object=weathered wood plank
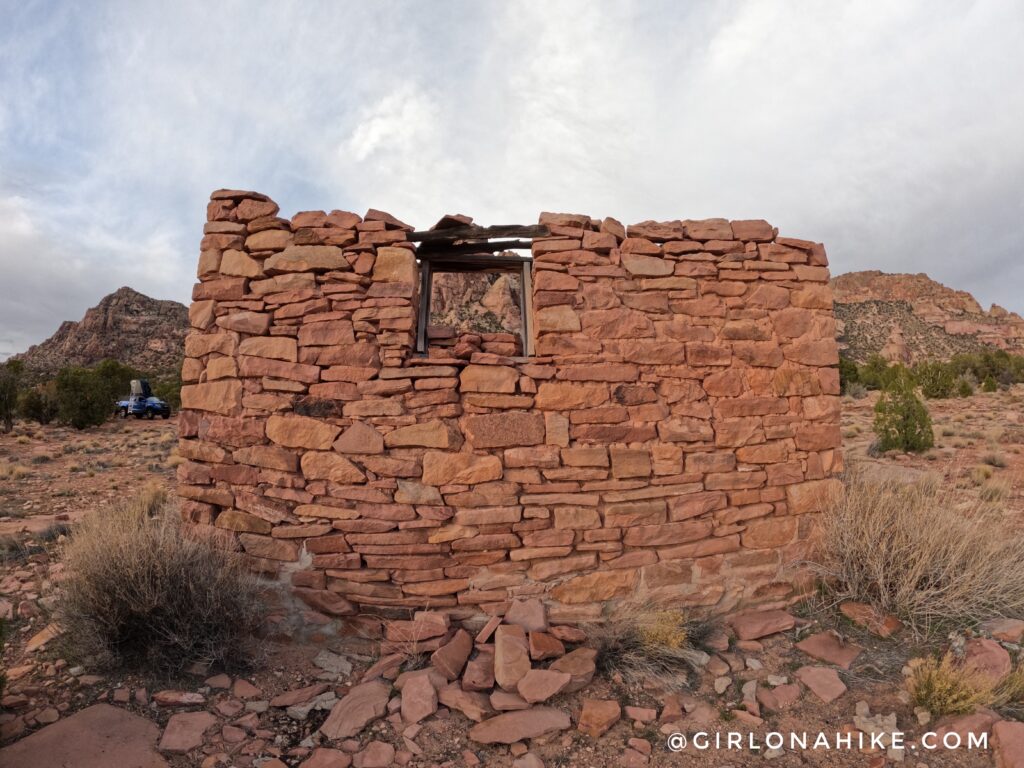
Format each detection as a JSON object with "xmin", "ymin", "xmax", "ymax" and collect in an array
[{"xmin": 408, "ymin": 224, "xmax": 549, "ymax": 243}]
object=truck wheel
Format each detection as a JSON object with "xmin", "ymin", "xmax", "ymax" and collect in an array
[
  {"xmin": 161, "ymin": 413, "xmax": 170, "ymax": 420},
  {"xmin": 147, "ymin": 409, "xmax": 156, "ymax": 420},
  {"xmin": 120, "ymin": 407, "xmax": 128, "ymax": 419}
]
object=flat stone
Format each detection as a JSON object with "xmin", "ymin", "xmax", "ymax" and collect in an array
[
  {"xmin": 401, "ymin": 673, "xmax": 438, "ymax": 724},
  {"xmin": 438, "ymin": 683, "xmax": 493, "ymax": 722},
  {"xmin": 516, "ymin": 670, "xmax": 571, "ymax": 704},
  {"xmin": 964, "ymin": 638, "xmax": 1012, "ymax": 681},
  {"xmin": 153, "ymin": 690, "xmax": 206, "ymax": 707},
  {"xmin": 469, "ymin": 707, "xmax": 571, "ymax": 744},
  {"xmin": 755, "ymin": 683, "xmax": 801, "ymax": 712},
  {"xmin": 320, "ymin": 680, "xmax": 391, "ymax": 739},
  {"xmin": 980, "ymin": 618, "xmax": 1024, "ymax": 644},
  {"xmin": 838, "ymin": 601, "xmax": 903, "ymax": 638},
  {"xmin": 795, "ymin": 632, "xmax": 863, "ymax": 669},
  {"xmin": 270, "ymin": 683, "xmax": 331, "ymax": 708},
  {"xmin": 204, "ymin": 674, "xmax": 231, "ymax": 690},
  {"xmin": 462, "ymin": 653, "xmax": 495, "ymax": 691},
  {"xmin": 795, "ymin": 666, "xmax": 847, "ymax": 703},
  {"xmin": 494, "ymin": 624, "xmax": 532, "ymax": 691},
  {"xmin": 729, "ymin": 610, "xmax": 795, "ymax": 641},
  {"xmin": 431, "ymin": 629, "xmax": 473, "ymax": 680},
  {"xmin": 504, "ymin": 599, "xmax": 548, "ymax": 632},
  {"xmin": 547, "ymin": 648, "xmax": 597, "ymax": 693},
  {"xmin": 993, "ymin": 720, "xmax": 1024, "ymax": 768},
  {"xmin": 548, "ymin": 626, "xmax": 587, "ymax": 644},
  {"xmin": 232, "ymin": 679, "xmax": 262, "ymax": 699},
  {"xmin": 490, "ymin": 690, "xmax": 530, "ymax": 711},
  {"xmin": 0, "ymin": 704, "xmax": 168, "ymax": 767},
  {"xmin": 159, "ymin": 711, "xmax": 218, "ymax": 754},
  {"xmin": 528, "ymin": 632, "xmax": 565, "ymax": 661},
  {"xmin": 300, "ymin": 747, "xmax": 353, "ymax": 768},
  {"xmin": 354, "ymin": 740, "xmax": 395, "ymax": 768},
  {"xmin": 578, "ymin": 699, "xmax": 621, "ymax": 738}
]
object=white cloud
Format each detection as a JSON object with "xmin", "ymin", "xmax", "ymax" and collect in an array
[{"xmin": 2, "ymin": 0, "xmax": 1024, "ymax": 359}]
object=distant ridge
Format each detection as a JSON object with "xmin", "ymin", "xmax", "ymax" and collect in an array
[
  {"xmin": 12, "ymin": 287, "xmax": 187, "ymax": 377},
  {"xmin": 831, "ymin": 271, "xmax": 1024, "ymax": 363}
]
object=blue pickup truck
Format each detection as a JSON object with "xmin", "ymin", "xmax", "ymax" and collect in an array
[{"xmin": 116, "ymin": 379, "xmax": 171, "ymax": 420}]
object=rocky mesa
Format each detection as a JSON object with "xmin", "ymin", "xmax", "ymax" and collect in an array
[
  {"xmin": 831, "ymin": 270, "xmax": 1024, "ymax": 363},
  {"xmin": 12, "ymin": 286, "xmax": 188, "ymax": 377}
]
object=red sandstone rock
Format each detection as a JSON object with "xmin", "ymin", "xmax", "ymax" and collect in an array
[
  {"xmin": 795, "ymin": 632, "xmax": 863, "ymax": 670},
  {"xmin": 516, "ymin": 670, "xmax": 571, "ymax": 704},
  {"xmin": 320, "ymin": 680, "xmax": 391, "ymax": 739},
  {"xmin": 963, "ymin": 638, "xmax": 1012, "ymax": 681},
  {"xmin": 578, "ymin": 699, "xmax": 621, "ymax": 738},
  {"xmin": 729, "ymin": 610, "xmax": 795, "ymax": 641},
  {"xmin": 468, "ymin": 708, "xmax": 571, "ymax": 744},
  {"xmin": 438, "ymin": 683, "xmax": 493, "ymax": 722},
  {"xmin": 993, "ymin": 720, "xmax": 1024, "ymax": 768},
  {"xmin": 795, "ymin": 666, "xmax": 846, "ymax": 703},
  {"xmin": 430, "ymin": 629, "xmax": 473, "ymax": 680},
  {"xmin": 494, "ymin": 624, "xmax": 532, "ymax": 691},
  {"xmin": 400, "ymin": 673, "xmax": 438, "ymax": 724},
  {"xmin": 548, "ymin": 648, "xmax": 597, "ymax": 693},
  {"xmin": 159, "ymin": 711, "xmax": 217, "ymax": 753}
]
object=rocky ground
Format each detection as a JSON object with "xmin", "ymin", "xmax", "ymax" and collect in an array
[{"xmin": 1, "ymin": 388, "xmax": 1023, "ymax": 767}]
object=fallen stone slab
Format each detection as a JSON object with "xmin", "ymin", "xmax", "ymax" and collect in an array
[
  {"xmin": 963, "ymin": 638, "xmax": 1012, "ymax": 681},
  {"xmin": 299, "ymin": 747, "xmax": 352, "ymax": 768},
  {"xmin": 993, "ymin": 720, "xmax": 1024, "ymax": 768},
  {"xmin": 469, "ymin": 707, "xmax": 571, "ymax": 744},
  {"xmin": 547, "ymin": 647, "xmax": 596, "ymax": 693},
  {"xmin": 517, "ymin": 669, "xmax": 571, "ymax": 704},
  {"xmin": 504, "ymin": 598, "xmax": 548, "ymax": 632},
  {"xmin": 153, "ymin": 690, "xmax": 206, "ymax": 707},
  {"xmin": 320, "ymin": 680, "xmax": 391, "ymax": 740},
  {"xmin": 729, "ymin": 610, "xmax": 795, "ymax": 641},
  {"xmin": 980, "ymin": 618, "xmax": 1024, "ymax": 644},
  {"xmin": 270, "ymin": 683, "xmax": 331, "ymax": 708},
  {"xmin": 495, "ymin": 624, "xmax": 532, "ymax": 691},
  {"xmin": 795, "ymin": 631, "xmax": 863, "ymax": 669},
  {"xmin": 431, "ymin": 628, "xmax": 473, "ymax": 680},
  {"xmin": 838, "ymin": 601, "xmax": 903, "ymax": 638},
  {"xmin": 439, "ymin": 683, "xmax": 493, "ymax": 722},
  {"xmin": 159, "ymin": 710, "xmax": 219, "ymax": 754},
  {"xmin": 0, "ymin": 703, "xmax": 168, "ymax": 768},
  {"xmin": 795, "ymin": 666, "xmax": 847, "ymax": 703},
  {"xmin": 401, "ymin": 672, "xmax": 438, "ymax": 724},
  {"xmin": 578, "ymin": 699, "xmax": 621, "ymax": 738}
]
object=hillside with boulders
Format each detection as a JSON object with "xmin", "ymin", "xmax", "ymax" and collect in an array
[
  {"xmin": 831, "ymin": 270, "xmax": 1024, "ymax": 363},
  {"xmin": 11, "ymin": 287, "xmax": 187, "ymax": 377}
]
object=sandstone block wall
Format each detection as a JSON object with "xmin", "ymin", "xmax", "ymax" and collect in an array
[{"xmin": 179, "ymin": 189, "xmax": 842, "ymax": 623}]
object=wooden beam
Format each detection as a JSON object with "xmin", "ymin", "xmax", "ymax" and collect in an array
[
  {"xmin": 408, "ymin": 224, "xmax": 550, "ymax": 243},
  {"xmin": 417, "ymin": 240, "xmax": 535, "ymax": 258}
]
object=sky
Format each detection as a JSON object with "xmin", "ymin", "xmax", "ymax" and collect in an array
[{"xmin": 1, "ymin": 0, "xmax": 1022, "ymax": 359}]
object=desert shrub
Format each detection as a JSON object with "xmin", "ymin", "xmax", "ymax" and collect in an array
[
  {"xmin": 873, "ymin": 372, "xmax": 934, "ymax": 453},
  {"xmin": 914, "ymin": 361, "xmax": 955, "ymax": 399},
  {"xmin": 970, "ymin": 465, "xmax": 994, "ymax": 486},
  {"xmin": 839, "ymin": 355, "xmax": 860, "ymax": 393},
  {"xmin": 844, "ymin": 382, "xmax": 868, "ymax": 400},
  {"xmin": 583, "ymin": 605, "xmax": 708, "ymax": 690},
  {"xmin": 18, "ymin": 383, "xmax": 59, "ymax": 425},
  {"xmin": 957, "ymin": 378, "xmax": 975, "ymax": 398},
  {"xmin": 55, "ymin": 367, "xmax": 112, "ymax": 429},
  {"xmin": 811, "ymin": 467, "xmax": 1024, "ymax": 636},
  {"xmin": 0, "ymin": 360, "xmax": 23, "ymax": 434},
  {"xmin": 982, "ymin": 452, "xmax": 1008, "ymax": 468},
  {"xmin": 982, "ymin": 375, "xmax": 999, "ymax": 393},
  {"xmin": 58, "ymin": 486, "xmax": 264, "ymax": 672},
  {"xmin": 908, "ymin": 654, "xmax": 994, "ymax": 715}
]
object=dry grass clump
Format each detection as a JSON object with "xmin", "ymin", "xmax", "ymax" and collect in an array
[
  {"xmin": 584, "ymin": 605, "xmax": 708, "ymax": 690},
  {"xmin": 811, "ymin": 466, "xmax": 1024, "ymax": 636},
  {"xmin": 980, "ymin": 478, "xmax": 1012, "ymax": 503},
  {"xmin": 909, "ymin": 655, "xmax": 1024, "ymax": 716},
  {"xmin": 58, "ymin": 485, "xmax": 264, "ymax": 672},
  {"xmin": 908, "ymin": 654, "xmax": 994, "ymax": 715},
  {"xmin": 982, "ymin": 452, "xmax": 1008, "ymax": 468}
]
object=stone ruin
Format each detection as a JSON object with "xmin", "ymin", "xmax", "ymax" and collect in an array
[{"xmin": 178, "ymin": 189, "xmax": 843, "ymax": 624}]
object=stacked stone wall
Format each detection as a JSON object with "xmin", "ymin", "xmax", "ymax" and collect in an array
[{"xmin": 179, "ymin": 189, "xmax": 842, "ymax": 623}]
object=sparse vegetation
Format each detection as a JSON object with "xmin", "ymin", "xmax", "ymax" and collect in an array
[
  {"xmin": 0, "ymin": 360, "xmax": 23, "ymax": 434},
  {"xmin": 872, "ymin": 371, "xmax": 934, "ymax": 453},
  {"xmin": 584, "ymin": 605, "xmax": 708, "ymax": 690},
  {"xmin": 812, "ymin": 468, "xmax": 1024, "ymax": 636},
  {"xmin": 58, "ymin": 485, "xmax": 264, "ymax": 672},
  {"xmin": 908, "ymin": 654, "xmax": 994, "ymax": 715}
]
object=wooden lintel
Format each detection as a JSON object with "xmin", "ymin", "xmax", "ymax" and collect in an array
[
  {"xmin": 408, "ymin": 224, "xmax": 550, "ymax": 243},
  {"xmin": 417, "ymin": 240, "xmax": 534, "ymax": 258}
]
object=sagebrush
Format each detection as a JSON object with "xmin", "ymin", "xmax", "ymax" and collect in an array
[
  {"xmin": 810, "ymin": 467, "xmax": 1024, "ymax": 636},
  {"xmin": 58, "ymin": 486, "xmax": 264, "ymax": 671}
]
